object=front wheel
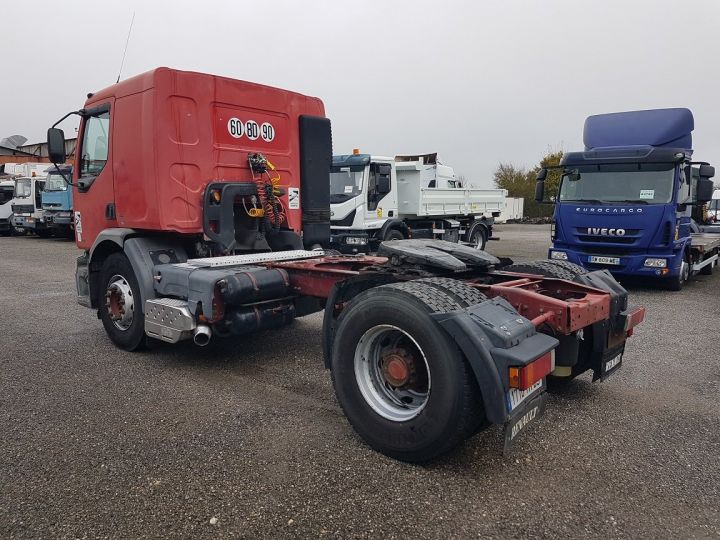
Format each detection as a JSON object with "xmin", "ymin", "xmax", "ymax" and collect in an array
[
  {"xmin": 384, "ymin": 229, "xmax": 404, "ymax": 241},
  {"xmin": 98, "ymin": 252, "xmax": 147, "ymax": 351},
  {"xmin": 666, "ymin": 257, "xmax": 690, "ymax": 291},
  {"xmin": 331, "ymin": 280, "xmax": 485, "ymax": 462}
]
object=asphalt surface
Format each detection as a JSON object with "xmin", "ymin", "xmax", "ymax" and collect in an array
[{"xmin": 1, "ymin": 224, "xmax": 719, "ymax": 539}]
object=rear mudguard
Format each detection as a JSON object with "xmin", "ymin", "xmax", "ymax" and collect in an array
[{"xmin": 431, "ymin": 298, "xmax": 558, "ymax": 425}]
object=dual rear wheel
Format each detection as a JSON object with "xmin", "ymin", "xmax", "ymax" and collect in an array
[{"xmin": 331, "ymin": 278, "xmax": 489, "ymax": 462}]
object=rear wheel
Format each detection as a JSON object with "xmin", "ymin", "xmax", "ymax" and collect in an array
[
  {"xmin": 467, "ymin": 222, "xmax": 488, "ymax": 250},
  {"xmin": 36, "ymin": 228, "xmax": 52, "ymax": 238},
  {"xmin": 699, "ymin": 257, "xmax": 715, "ymax": 276},
  {"xmin": 98, "ymin": 252, "xmax": 147, "ymax": 351},
  {"xmin": 331, "ymin": 280, "xmax": 485, "ymax": 462}
]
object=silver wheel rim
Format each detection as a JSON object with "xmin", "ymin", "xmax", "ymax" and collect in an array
[
  {"xmin": 471, "ymin": 228, "xmax": 484, "ymax": 250},
  {"xmin": 354, "ymin": 324, "xmax": 431, "ymax": 422},
  {"xmin": 105, "ymin": 274, "xmax": 135, "ymax": 331}
]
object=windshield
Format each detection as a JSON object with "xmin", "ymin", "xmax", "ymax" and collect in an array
[
  {"xmin": 0, "ymin": 185, "xmax": 13, "ymax": 204},
  {"xmin": 330, "ymin": 165, "xmax": 364, "ymax": 203},
  {"xmin": 558, "ymin": 163, "xmax": 675, "ymax": 204},
  {"xmin": 15, "ymin": 178, "xmax": 31, "ymax": 198},
  {"xmin": 45, "ymin": 173, "xmax": 69, "ymax": 191}
]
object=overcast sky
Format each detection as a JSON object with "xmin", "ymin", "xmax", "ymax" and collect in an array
[{"xmin": 2, "ymin": 0, "xmax": 719, "ymax": 187}]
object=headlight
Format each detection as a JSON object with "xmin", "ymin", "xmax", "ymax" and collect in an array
[
  {"xmin": 644, "ymin": 258, "xmax": 667, "ymax": 268},
  {"xmin": 550, "ymin": 250, "xmax": 568, "ymax": 260},
  {"xmin": 345, "ymin": 236, "xmax": 368, "ymax": 245}
]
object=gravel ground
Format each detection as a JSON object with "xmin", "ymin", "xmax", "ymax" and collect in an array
[{"xmin": 1, "ymin": 225, "xmax": 719, "ymax": 539}]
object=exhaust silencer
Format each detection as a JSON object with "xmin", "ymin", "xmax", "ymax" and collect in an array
[{"xmin": 193, "ymin": 325, "xmax": 212, "ymax": 347}]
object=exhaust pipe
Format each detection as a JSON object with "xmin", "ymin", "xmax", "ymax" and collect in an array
[{"xmin": 193, "ymin": 325, "xmax": 212, "ymax": 347}]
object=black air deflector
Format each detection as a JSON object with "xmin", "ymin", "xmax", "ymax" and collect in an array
[{"xmin": 299, "ymin": 115, "xmax": 332, "ymax": 248}]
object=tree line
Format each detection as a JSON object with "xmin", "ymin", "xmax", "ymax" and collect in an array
[{"xmin": 493, "ymin": 150, "xmax": 563, "ymax": 218}]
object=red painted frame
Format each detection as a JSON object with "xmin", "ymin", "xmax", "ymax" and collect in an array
[{"xmin": 264, "ymin": 256, "xmax": 644, "ymax": 336}]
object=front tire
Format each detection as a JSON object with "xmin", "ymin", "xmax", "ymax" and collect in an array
[
  {"xmin": 331, "ymin": 280, "xmax": 485, "ymax": 462},
  {"xmin": 98, "ymin": 252, "xmax": 147, "ymax": 351},
  {"xmin": 666, "ymin": 256, "xmax": 689, "ymax": 291},
  {"xmin": 384, "ymin": 229, "xmax": 404, "ymax": 241}
]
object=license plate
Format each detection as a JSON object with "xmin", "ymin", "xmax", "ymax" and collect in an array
[
  {"xmin": 503, "ymin": 392, "xmax": 547, "ymax": 453},
  {"xmin": 601, "ymin": 354, "xmax": 622, "ymax": 378},
  {"xmin": 588, "ymin": 255, "xmax": 620, "ymax": 265},
  {"xmin": 506, "ymin": 379, "xmax": 544, "ymax": 413}
]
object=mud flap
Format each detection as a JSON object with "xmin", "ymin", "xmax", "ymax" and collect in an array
[
  {"xmin": 431, "ymin": 298, "xmax": 558, "ymax": 426},
  {"xmin": 504, "ymin": 391, "xmax": 548, "ymax": 454}
]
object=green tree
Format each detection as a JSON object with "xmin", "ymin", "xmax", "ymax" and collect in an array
[{"xmin": 493, "ymin": 150, "xmax": 564, "ymax": 218}]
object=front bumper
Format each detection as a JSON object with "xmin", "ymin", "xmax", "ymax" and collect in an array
[
  {"xmin": 45, "ymin": 212, "xmax": 73, "ymax": 226},
  {"xmin": 329, "ymin": 232, "xmax": 371, "ymax": 254},
  {"xmin": 549, "ymin": 245, "xmax": 684, "ymax": 278}
]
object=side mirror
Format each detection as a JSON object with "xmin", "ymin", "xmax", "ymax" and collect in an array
[
  {"xmin": 534, "ymin": 169, "xmax": 547, "ymax": 202},
  {"xmin": 47, "ymin": 128, "xmax": 66, "ymax": 164},
  {"xmin": 699, "ymin": 164, "xmax": 715, "ymax": 179},
  {"xmin": 377, "ymin": 174, "xmax": 391, "ymax": 194},
  {"xmin": 696, "ymin": 178, "xmax": 715, "ymax": 203}
]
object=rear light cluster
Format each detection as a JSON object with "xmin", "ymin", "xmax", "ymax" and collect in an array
[
  {"xmin": 624, "ymin": 306, "xmax": 646, "ymax": 337},
  {"xmin": 509, "ymin": 351, "xmax": 555, "ymax": 390}
]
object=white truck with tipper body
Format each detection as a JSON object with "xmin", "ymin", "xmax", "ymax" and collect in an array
[{"xmin": 329, "ymin": 152, "xmax": 506, "ymax": 253}]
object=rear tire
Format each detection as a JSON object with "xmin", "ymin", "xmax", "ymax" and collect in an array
[
  {"xmin": 699, "ymin": 258, "xmax": 715, "ymax": 276},
  {"xmin": 98, "ymin": 252, "xmax": 147, "ymax": 351},
  {"xmin": 467, "ymin": 222, "xmax": 488, "ymax": 250},
  {"xmin": 505, "ymin": 260, "xmax": 588, "ymax": 280},
  {"xmin": 331, "ymin": 280, "xmax": 485, "ymax": 462}
]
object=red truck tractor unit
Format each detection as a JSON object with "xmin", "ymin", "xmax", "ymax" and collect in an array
[{"xmin": 47, "ymin": 68, "xmax": 645, "ymax": 462}]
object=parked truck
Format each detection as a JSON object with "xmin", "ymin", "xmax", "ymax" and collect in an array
[
  {"xmin": 536, "ymin": 108, "xmax": 719, "ymax": 290},
  {"xmin": 41, "ymin": 166, "xmax": 74, "ymax": 236},
  {"xmin": 0, "ymin": 179, "xmax": 16, "ymax": 235},
  {"xmin": 11, "ymin": 175, "xmax": 50, "ymax": 237},
  {"xmin": 46, "ymin": 67, "xmax": 644, "ymax": 462},
  {"xmin": 330, "ymin": 152, "xmax": 505, "ymax": 253},
  {"xmin": 708, "ymin": 188, "xmax": 720, "ymax": 222}
]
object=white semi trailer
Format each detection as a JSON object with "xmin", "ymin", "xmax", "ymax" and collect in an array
[{"xmin": 329, "ymin": 152, "xmax": 506, "ymax": 253}]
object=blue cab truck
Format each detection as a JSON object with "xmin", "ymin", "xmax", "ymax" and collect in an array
[
  {"xmin": 41, "ymin": 166, "xmax": 74, "ymax": 237},
  {"xmin": 535, "ymin": 108, "xmax": 719, "ymax": 291}
]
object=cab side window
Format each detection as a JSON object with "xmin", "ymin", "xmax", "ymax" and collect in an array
[
  {"xmin": 80, "ymin": 111, "xmax": 110, "ymax": 177},
  {"xmin": 367, "ymin": 163, "xmax": 391, "ymax": 211},
  {"xmin": 367, "ymin": 169, "xmax": 379, "ymax": 211}
]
